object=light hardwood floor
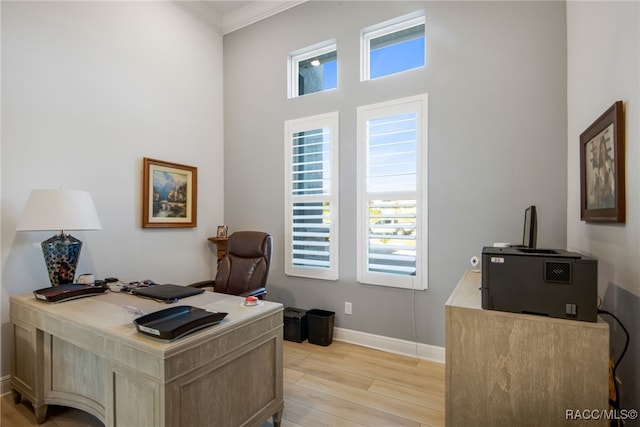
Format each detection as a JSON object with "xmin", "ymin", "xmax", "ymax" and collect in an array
[{"xmin": 1, "ymin": 340, "xmax": 445, "ymax": 427}]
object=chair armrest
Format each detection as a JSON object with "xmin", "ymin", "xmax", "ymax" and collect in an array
[
  {"xmin": 239, "ymin": 287, "xmax": 267, "ymax": 299},
  {"xmin": 188, "ymin": 280, "xmax": 215, "ymax": 289}
]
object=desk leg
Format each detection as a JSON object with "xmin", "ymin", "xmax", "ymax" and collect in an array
[
  {"xmin": 9, "ymin": 386, "xmax": 47, "ymax": 424},
  {"xmin": 34, "ymin": 404, "xmax": 48, "ymax": 424},
  {"xmin": 273, "ymin": 409, "xmax": 283, "ymax": 427}
]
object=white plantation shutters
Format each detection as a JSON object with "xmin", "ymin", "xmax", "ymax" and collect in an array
[
  {"xmin": 357, "ymin": 94, "xmax": 428, "ymax": 289},
  {"xmin": 284, "ymin": 113, "xmax": 339, "ymax": 280}
]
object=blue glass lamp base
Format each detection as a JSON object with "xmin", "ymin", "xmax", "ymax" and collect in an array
[{"xmin": 41, "ymin": 234, "xmax": 82, "ymax": 286}]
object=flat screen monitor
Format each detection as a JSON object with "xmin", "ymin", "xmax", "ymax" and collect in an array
[{"xmin": 522, "ymin": 205, "xmax": 537, "ymax": 249}]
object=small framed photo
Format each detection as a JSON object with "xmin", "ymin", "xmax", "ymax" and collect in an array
[
  {"xmin": 580, "ymin": 101, "xmax": 625, "ymax": 223},
  {"xmin": 142, "ymin": 157, "xmax": 197, "ymax": 228},
  {"xmin": 216, "ymin": 225, "xmax": 228, "ymax": 238}
]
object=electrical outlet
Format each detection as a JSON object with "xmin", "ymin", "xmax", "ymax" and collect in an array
[{"xmin": 345, "ymin": 301, "xmax": 352, "ymax": 315}]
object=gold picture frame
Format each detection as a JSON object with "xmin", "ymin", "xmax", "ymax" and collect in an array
[{"xmin": 142, "ymin": 157, "xmax": 197, "ymax": 228}]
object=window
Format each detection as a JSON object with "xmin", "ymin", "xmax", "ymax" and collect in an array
[
  {"xmin": 284, "ymin": 112, "xmax": 339, "ymax": 280},
  {"xmin": 356, "ymin": 94, "xmax": 428, "ymax": 289},
  {"xmin": 289, "ymin": 40, "xmax": 337, "ymax": 98},
  {"xmin": 361, "ymin": 12, "xmax": 425, "ymax": 81}
]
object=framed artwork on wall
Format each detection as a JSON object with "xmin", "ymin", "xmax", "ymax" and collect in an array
[
  {"xmin": 142, "ymin": 157, "xmax": 198, "ymax": 228},
  {"xmin": 580, "ymin": 101, "xmax": 625, "ymax": 223}
]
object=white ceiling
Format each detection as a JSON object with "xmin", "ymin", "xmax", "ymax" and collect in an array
[
  {"xmin": 203, "ymin": 1, "xmax": 253, "ymax": 17},
  {"xmin": 180, "ymin": 1, "xmax": 305, "ymax": 34}
]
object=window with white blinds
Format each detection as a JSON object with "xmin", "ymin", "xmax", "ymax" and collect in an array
[
  {"xmin": 284, "ymin": 112, "xmax": 339, "ymax": 280},
  {"xmin": 357, "ymin": 94, "xmax": 427, "ymax": 289}
]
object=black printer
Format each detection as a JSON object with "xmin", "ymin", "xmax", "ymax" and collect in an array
[{"xmin": 481, "ymin": 246, "xmax": 598, "ymax": 322}]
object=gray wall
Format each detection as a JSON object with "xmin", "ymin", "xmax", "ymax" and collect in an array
[
  {"xmin": 223, "ymin": 1, "xmax": 568, "ymax": 347},
  {"xmin": 566, "ymin": 1, "xmax": 640, "ymax": 418}
]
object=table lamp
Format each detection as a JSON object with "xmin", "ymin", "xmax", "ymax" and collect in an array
[{"xmin": 17, "ymin": 189, "xmax": 102, "ymax": 286}]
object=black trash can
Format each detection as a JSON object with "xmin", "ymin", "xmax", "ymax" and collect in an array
[
  {"xmin": 283, "ymin": 307, "xmax": 308, "ymax": 343},
  {"xmin": 306, "ymin": 309, "xmax": 335, "ymax": 346}
]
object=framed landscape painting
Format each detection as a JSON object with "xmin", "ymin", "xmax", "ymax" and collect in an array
[{"xmin": 142, "ymin": 157, "xmax": 197, "ymax": 228}]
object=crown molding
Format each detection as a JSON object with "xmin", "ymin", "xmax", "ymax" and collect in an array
[{"xmin": 223, "ymin": 1, "xmax": 306, "ymax": 35}]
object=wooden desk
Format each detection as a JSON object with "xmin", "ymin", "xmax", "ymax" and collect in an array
[
  {"xmin": 445, "ymin": 270, "xmax": 609, "ymax": 427},
  {"xmin": 10, "ymin": 290, "xmax": 283, "ymax": 426}
]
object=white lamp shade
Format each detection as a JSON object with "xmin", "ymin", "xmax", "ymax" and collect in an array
[{"xmin": 17, "ymin": 189, "xmax": 102, "ymax": 232}]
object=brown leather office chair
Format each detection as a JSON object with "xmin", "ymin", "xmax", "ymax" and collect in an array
[{"xmin": 190, "ymin": 231, "xmax": 272, "ymax": 299}]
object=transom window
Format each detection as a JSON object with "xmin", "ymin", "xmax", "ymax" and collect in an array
[
  {"xmin": 361, "ymin": 12, "xmax": 426, "ymax": 81},
  {"xmin": 289, "ymin": 40, "xmax": 337, "ymax": 98}
]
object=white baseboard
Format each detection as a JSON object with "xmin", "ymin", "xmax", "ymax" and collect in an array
[{"xmin": 334, "ymin": 327, "xmax": 445, "ymax": 364}]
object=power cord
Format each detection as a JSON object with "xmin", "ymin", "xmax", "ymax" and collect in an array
[
  {"xmin": 597, "ymin": 308, "xmax": 630, "ymax": 426},
  {"xmin": 411, "ymin": 284, "xmax": 418, "ymax": 358}
]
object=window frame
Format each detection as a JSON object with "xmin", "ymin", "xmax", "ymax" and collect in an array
[
  {"xmin": 360, "ymin": 11, "xmax": 426, "ymax": 82},
  {"xmin": 356, "ymin": 94, "xmax": 428, "ymax": 290},
  {"xmin": 288, "ymin": 39, "xmax": 338, "ymax": 99},
  {"xmin": 284, "ymin": 112, "xmax": 340, "ymax": 280}
]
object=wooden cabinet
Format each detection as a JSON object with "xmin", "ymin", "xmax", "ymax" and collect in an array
[
  {"xmin": 10, "ymin": 291, "xmax": 283, "ymax": 426},
  {"xmin": 445, "ymin": 270, "xmax": 609, "ymax": 427}
]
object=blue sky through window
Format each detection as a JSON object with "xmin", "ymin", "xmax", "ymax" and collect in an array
[
  {"xmin": 371, "ymin": 37, "xmax": 425, "ymax": 79},
  {"xmin": 323, "ymin": 61, "xmax": 337, "ymax": 90}
]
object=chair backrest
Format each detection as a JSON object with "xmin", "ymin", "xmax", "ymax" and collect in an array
[{"xmin": 214, "ymin": 231, "xmax": 272, "ymax": 296}]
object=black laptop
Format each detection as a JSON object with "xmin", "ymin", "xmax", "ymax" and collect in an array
[{"xmin": 132, "ymin": 284, "xmax": 204, "ymax": 303}]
